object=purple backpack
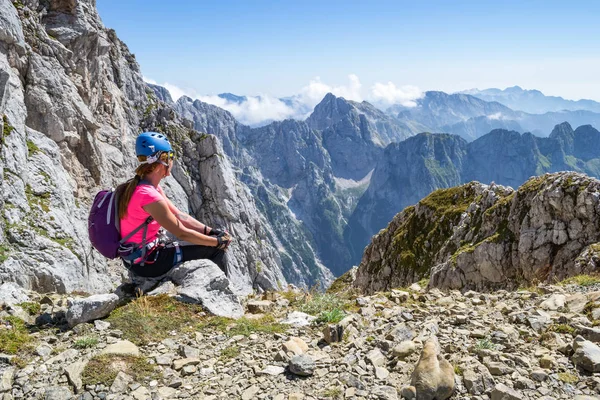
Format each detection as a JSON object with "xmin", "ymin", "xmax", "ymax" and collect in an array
[{"xmin": 88, "ymin": 189, "xmax": 152, "ymax": 259}]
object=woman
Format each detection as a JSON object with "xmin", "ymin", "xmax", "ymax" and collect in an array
[{"xmin": 116, "ymin": 131, "xmax": 231, "ymax": 278}]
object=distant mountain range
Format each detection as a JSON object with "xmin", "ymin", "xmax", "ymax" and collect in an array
[
  {"xmin": 152, "ymin": 81, "xmax": 600, "ymax": 277},
  {"xmin": 389, "ymin": 90, "xmax": 600, "ymax": 140},
  {"xmin": 201, "ymin": 88, "xmax": 600, "ymax": 141},
  {"xmin": 462, "ymin": 86, "xmax": 600, "ymax": 114}
]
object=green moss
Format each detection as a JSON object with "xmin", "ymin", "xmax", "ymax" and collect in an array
[
  {"xmin": 1, "ymin": 115, "xmax": 14, "ymax": 147},
  {"xmin": 81, "ymin": 354, "xmax": 157, "ymax": 386},
  {"xmin": 17, "ymin": 302, "xmax": 40, "ymax": 316},
  {"xmin": 547, "ymin": 324, "xmax": 576, "ymax": 335},
  {"xmin": 25, "ymin": 184, "xmax": 50, "ymax": 212},
  {"xmin": 520, "ymin": 175, "xmax": 547, "ymax": 194},
  {"xmin": 26, "ymin": 140, "xmax": 39, "ymax": 157},
  {"xmin": 450, "ymin": 242, "xmax": 478, "ymax": 265},
  {"xmin": 485, "ymin": 192, "xmax": 515, "ymax": 216},
  {"xmin": 0, "ymin": 244, "xmax": 10, "ymax": 263}
]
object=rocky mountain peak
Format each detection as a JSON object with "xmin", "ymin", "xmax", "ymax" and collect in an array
[{"xmin": 306, "ymin": 92, "xmax": 353, "ymax": 131}]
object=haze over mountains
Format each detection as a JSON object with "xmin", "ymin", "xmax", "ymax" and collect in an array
[
  {"xmin": 171, "ymin": 84, "xmax": 600, "ymax": 143},
  {"xmin": 150, "ymin": 80, "xmax": 600, "ymax": 279}
]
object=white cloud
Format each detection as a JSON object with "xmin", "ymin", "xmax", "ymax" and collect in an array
[
  {"xmin": 297, "ymin": 74, "xmax": 363, "ymax": 108},
  {"xmin": 197, "ymin": 94, "xmax": 297, "ymax": 126},
  {"xmin": 143, "ymin": 76, "xmax": 196, "ymax": 101},
  {"xmin": 487, "ymin": 112, "xmax": 503, "ymax": 120},
  {"xmin": 370, "ymin": 82, "xmax": 422, "ymax": 107},
  {"xmin": 143, "ymin": 75, "xmax": 423, "ymax": 126}
]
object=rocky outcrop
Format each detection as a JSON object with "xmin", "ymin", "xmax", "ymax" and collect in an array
[{"xmin": 354, "ymin": 172, "xmax": 600, "ymax": 292}]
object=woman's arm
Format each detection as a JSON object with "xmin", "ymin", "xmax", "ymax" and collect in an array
[
  {"xmin": 159, "ymin": 190, "xmax": 214, "ymax": 234},
  {"xmin": 144, "ymin": 200, "xmax": 218, "ymax": 246}
]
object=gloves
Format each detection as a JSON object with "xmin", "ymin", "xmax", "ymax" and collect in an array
[
  {"xmin": 208, "ymin": 228, "xmax": 226, "ymax": 237},
  {"xmin": 216, "ymin": 233, "xmax": 232, "ymax": 250}
]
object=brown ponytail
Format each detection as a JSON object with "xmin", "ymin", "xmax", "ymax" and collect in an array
[{"xmin": 117, "ymin": 158, "xmax": 162, "ymax": 219}]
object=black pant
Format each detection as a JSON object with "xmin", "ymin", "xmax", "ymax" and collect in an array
[{"xmin": 125, "ymin": 242, "xmax": 228, "ymax": 278}]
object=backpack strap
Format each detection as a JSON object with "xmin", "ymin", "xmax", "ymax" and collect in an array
[{"xmin": 117, "ymin": 179, "xmax": 157, "ymax": 266}]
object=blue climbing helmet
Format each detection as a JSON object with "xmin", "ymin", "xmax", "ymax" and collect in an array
[{"xmin": 135, "ymin": 132, "xmax": 172, "ymax": 158}]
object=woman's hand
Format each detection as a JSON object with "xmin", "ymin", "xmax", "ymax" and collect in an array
[{"xmin": 216, "ymin": 233, "xmax": 232, "ymax": 250}]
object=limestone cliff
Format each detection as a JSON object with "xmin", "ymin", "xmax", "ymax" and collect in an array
[{"xmin": 0, "ymin": 0, "xmax": 292, "ymax": 294}]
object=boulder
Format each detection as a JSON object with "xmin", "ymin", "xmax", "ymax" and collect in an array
[
  {"xmin": 410, "ymin": 336, "xmax": 455, "ymax": 400},
  {"xmin": 101, "ymin": 340, "xmax": 139, "ymax": 357},
  {"xmin": 65, "ymin": 294, "xmax": 119, "ymax": 327},
  {"xmin": 289, "ymin": 354, "xmax": 315, "ymax": 376},
  {"xmin": 490, "ymin": 383, "xmax": 521, "ymax": 400},
  {"xmin": 0, "ymin": 283, "xmax": 29, "ymax": 306},
  {"xmin": 64, "ymin": 359, "xmax": 88, "ymax": 394},
  {"xmin": 246, "ymin": 300, "xmax": 273, "ymax": 314},
  {"xmin": 322, "ymin": 324, "xmax": 344, "ymax": 344},
  {"xmin": 166, "ymin": 260, "xmax": 244, "ymax": 319},
  {"xmin": 0, "ymin": 367, "xmax": 15, "ymax": 393},
  {"xmin": 572, "ymin": 335, "xmax": 600, "ymax": 372},
  {"xmin": 280, "ymin": 311, "xmax": 317, "ymax": 327}
]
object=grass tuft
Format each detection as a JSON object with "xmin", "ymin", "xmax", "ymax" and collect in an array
[
  {"xmin": 315, "ymin": 308, "xmax": 346, "ymax": 325},
  {"xmin": 73, "ymin": 337, "xmax": 99, "ymax": 349},
  {"xmin": 0, "ymin": 316, "xmax": 32, "ymax": 355},
  {"xmin": 453, "ymin": 364, "xmax": 463, "ymax": 376},
  {"xmin": 560, "ymin": 274, "xmax": 600, "ymax": 287},
  {"xmin": 17, "ymin": 302, "xmax": 41, "ymax": 315},
  {"xmin": 26, "ymin": 140, "xmax": 39, "ymax": 157},
  {"xmin": 547, "ymin": 324, "xmax": 576, "ymax": 335},
  {"xmin": 81, "ymin": 354, "xmax": 157, "ymax": 386},
  {"xmin": 219, "ymin": 345, "xmax": 240, "ymax": 361},
  {"xmin": 106, "ymin": 294, "xmax": 204, "ymax": 345},
  {"xmin": 322, "ymin": 387, "xmax": 343, "ymax": 398},
  {"xmin": 475, "ymin": 337, "xmax": 497, "ymax": 351},
  {"xmin": 298, "ymin": 293, "xmax": 349, "ymax": 316}
]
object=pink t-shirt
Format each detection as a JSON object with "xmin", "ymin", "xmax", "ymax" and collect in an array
[{"xmin": 120, "ymin": 184, "xmax": 164, "ymax": 244}]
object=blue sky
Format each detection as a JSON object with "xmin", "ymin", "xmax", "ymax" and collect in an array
[{"xmin": 97, "ymin": 0, "xmax": 600, "ymax": 104}]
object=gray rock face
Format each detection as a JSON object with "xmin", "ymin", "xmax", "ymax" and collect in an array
[
  {"xmin": 159, "ymin": 259, "xmax": 245, "ymax": 319},
  {"xmin": 307, "ymin": 93, "xmax": 412, "ymax": 180},
  {"xmin": 65, "ymin": 293, "xmax": 119, "ymax": 327},
  {"xmin": 0, "ymin": 0, "xmax": 294, "ymax": 295},
  {"xmin": 0, "ymin": 282, "xmax": 29, "ymax": 305}
]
